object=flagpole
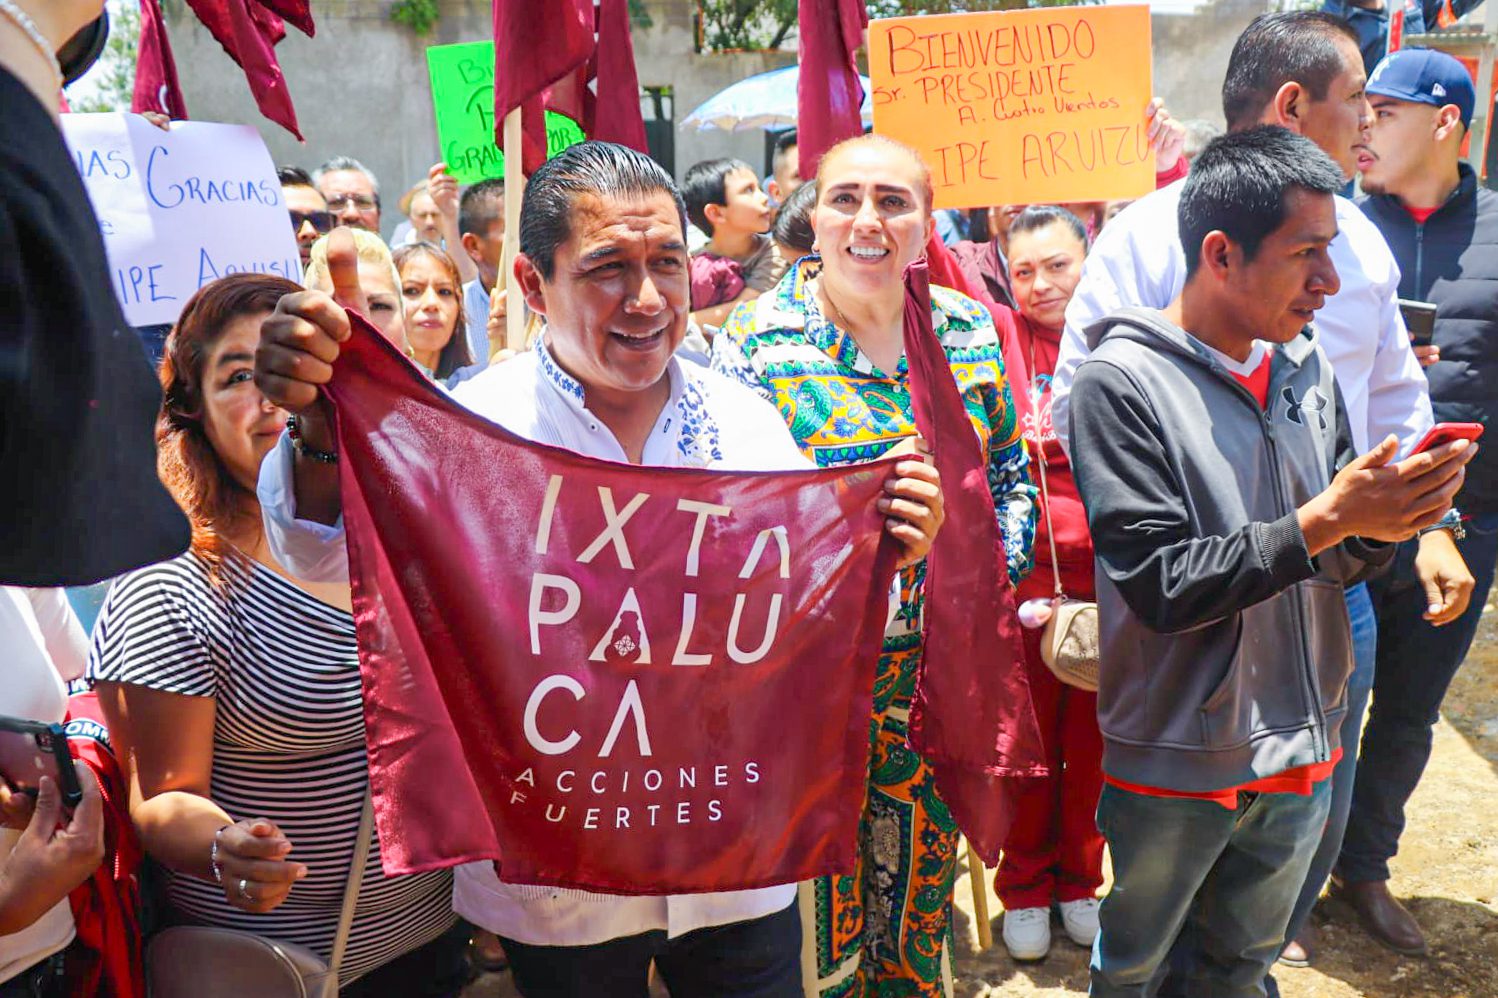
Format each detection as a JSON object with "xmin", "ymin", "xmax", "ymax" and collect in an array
[{"xmin": 502, "ymin": 106, "xmax": 525, "ymax": 353}]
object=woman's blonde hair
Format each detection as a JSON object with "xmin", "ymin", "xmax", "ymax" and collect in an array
[
  {"xmin": 813, "ymin": 133, "xmax": 934, "ymax": 214},
  {"xmin": 303, "ymin": 227, "xmax": 401, "ymax": 293}
]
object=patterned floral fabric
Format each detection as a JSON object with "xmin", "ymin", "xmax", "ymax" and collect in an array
[{"xmin": 711, "ymin": 258, "xmax": 1036, "ymax": 998}]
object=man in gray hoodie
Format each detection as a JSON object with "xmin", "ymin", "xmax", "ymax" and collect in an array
[{"xmin": 1070, "ymin": 127, "xmax": 1473, "ymax": 997}]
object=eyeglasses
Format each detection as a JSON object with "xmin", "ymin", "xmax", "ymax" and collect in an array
[
  {"xmin": 290, "ymin": 209, "xmax": 334, "ymax": 234},
  {"xmin": 325, "ymin": 194, "xmax": 379, "ymax": 212}
]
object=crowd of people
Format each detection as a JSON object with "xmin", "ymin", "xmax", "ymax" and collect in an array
[{"xmin": 3, "ymin": 0, "xmax": 1496, "ymax": 996}]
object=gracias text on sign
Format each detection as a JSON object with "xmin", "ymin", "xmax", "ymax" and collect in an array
[
  {"xmin": 425, "ymin": 40, "xmax": 586, "ymax": 185},
  {"xmin": 868, "ymin": 5, "xmax": 1155, "ymax": 207},
  {"xmin": 61, "ymin": 114, "xmax": 301, "ymax": 327}
]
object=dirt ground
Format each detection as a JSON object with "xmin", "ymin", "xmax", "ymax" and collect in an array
[{"xmin": 469, "ymin": 611, "xmax": 1498, "ymax": 998}]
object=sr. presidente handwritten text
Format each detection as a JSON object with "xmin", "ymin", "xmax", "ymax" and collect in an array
[{"xmin": 875, "ymin": 16, "xmax": 1148, "ymax": 185}]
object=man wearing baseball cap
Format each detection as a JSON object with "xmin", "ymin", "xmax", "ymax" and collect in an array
[{"xmin": 1335, "ymin": 46, "xmax": 1497, "ymax": 957}]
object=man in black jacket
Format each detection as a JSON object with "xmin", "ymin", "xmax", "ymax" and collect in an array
[{"xmin": 1335, "ymin": 47, "xmax": 1498, "ymax": 956}]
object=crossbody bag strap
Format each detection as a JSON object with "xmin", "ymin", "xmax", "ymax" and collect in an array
[
  {"xmin": 328, "ymin": 788, "xmax": 375, "ymax": 978},
  {"xmin": 1028, "ymin": 336, "xmax": 1065, "ymax": 599}
]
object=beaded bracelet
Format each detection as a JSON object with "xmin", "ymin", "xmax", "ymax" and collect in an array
[
  {"xmin": 210, "ymin": 826, "xmax": 227, "ymax": 884},
  {"xmin": 287, "ymin": 415, "xmax": 338, "ymax": 464}
]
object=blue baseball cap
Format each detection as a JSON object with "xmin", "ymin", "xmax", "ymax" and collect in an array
[{"xmin": 1367, "ymin": 48, "xmax": 1476, "ymax": 129}]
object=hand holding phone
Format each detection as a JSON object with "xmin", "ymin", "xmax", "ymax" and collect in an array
[
  {"xmin": 1400, "ymin": 298, "xmax": 1438, "ymax": 347},
  {"xmin": 0, "ymin": 715, "xmax": 83, "ymax": 810}
]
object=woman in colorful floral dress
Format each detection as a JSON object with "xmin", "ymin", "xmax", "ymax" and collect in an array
[{"xmin": 710, "ymin": 134, "xmax": 1036, "ymax": 998}]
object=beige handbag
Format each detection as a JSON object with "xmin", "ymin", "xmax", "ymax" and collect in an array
[
  {"xmin": 1031, "ymin": 340, "xmax": 1101, "ymax": 692},
  {"xmin": 146, "ymin": 791, "xmax": 375, "ymax": 998}
]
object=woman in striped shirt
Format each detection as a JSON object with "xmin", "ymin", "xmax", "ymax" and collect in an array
[{"xmin": 88, "ymin": 274, "xmax": 466, "ymax": 993}]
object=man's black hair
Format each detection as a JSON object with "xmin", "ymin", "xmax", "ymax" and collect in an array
[
  {"xmin": 1178, "ymin": 126, "xmax": 1344, "ymax": 281},
  {"xmin": 520, "ymin": 141, "xmax": 687, "ymax": 282},
  {"xmin": 773, "ymin": 129, "xmax": 798, "ymax": 158},
  {"xmin": 459, "ymin": 178, "xmax": 505, "ymax": 237},
  {"xmin": 1008, "ymin": 204, "xmax": 1089, "ymax": 250},
  {"xmin": 1222, "ymin": 11, "xmax": 1360, "ymax": 131},
  {"xmin": 278, "ymin": 165, "xmax": 315, "ymax": 188},
  {"xmin": 771, "ymin": 180, "xmax": 818, "ymax": 259},
  {"xmin": 681, "ymin": 158, "xmax": 753, "ymax": 237}
]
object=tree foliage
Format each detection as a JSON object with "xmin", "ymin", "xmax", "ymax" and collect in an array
[
  {"xmin": 699, "ymin": 0, "xmax": 1100, "ymax": 53},
  {"xmin": 68, "ymin": 1, "xmax": 139, "ymax": 113}
]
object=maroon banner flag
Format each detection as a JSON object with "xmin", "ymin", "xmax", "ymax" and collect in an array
[
  {"xmin": 182, "ymin": 0, "xmax": 302, "ymax": 139},
  {"xmin": 795, "ymin": 0, "xmax": 868, "ymax": 177},
  {"xmin": 588, "ymin": 0, "xmax": 649, "ymax": 153},
  {"xmin": 902, "ymin": 261, "xmax": 1047, "ymax": 864},
  {"xmin": 327, "ymin": 316, "xmax": 900, "ymax": 892},
  {"xmin": 494, "ymin": 0, "xmax": 595, "ymax": 174},
  {"xmin": 132, "ymin": 0, "xmax": 189, "ymax": 119}
]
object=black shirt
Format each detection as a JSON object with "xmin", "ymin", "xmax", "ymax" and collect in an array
[{"xmin": 0, "ymin": 68, "xmax": 188, "ymax": 584}]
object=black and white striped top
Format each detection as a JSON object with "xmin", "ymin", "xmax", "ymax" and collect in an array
[{"xmin": 87, "ymin": 552, "xmax": 456, "ymax": 984}]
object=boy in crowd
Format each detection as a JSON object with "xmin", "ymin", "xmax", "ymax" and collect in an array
[
  {"xmin": 1336, "ymin": 47, "xmax": 1498, "ymax": 956},
  {"xmin": 1069, "ymin": 127, "xmax": 1472, "ymax": 996},
  {"xmin": 682, "ymin": 158, "xmax": 782, "ymax": 329},
  {"xmin": 458, "ymin": 178, "xmax": 506, "ymax": 366}
]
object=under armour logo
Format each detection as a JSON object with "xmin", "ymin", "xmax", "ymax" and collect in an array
[{"xmin": 1282, "ymin": 386, "xmax": 1330, "ymax": 431}]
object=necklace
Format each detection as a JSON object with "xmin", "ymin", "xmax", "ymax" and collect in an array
[{"xmin": 0, "ymin": 0, "xmax": 62, "ymax": 92}]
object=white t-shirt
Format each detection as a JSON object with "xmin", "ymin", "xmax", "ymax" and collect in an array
[{"xmin": 0, "ymin": 587, "xmax": 87, "ymax": 983}]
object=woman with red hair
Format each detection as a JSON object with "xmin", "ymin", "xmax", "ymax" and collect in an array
[{"xmin": 89, "ymin": 274, "xmax": 467, "ymax": 995}]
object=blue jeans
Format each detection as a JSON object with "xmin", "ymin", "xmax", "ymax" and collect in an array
[
  {"xmin": 1278, "ymin": 583, "xmax": 1378, "ymax": 947},
  {"xmin": 1337, "ymin": 512, "xmax": 1498, "ymax": 883},
  {"xmin": 1090, "ymin": 781, "xmax": 1333, "ymax": 998}
]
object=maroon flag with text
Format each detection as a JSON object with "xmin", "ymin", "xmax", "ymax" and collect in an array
[
  {"xmin": 902, "ymin": 261, "xmax": 1047, "ymax": 864},
  {"xmin": 132, "ymin": 0, "xmax": 189, "ymax": 119},
  {"xmin": 328, "ymin": 315, "xmax": 900, "ymax": 891}
]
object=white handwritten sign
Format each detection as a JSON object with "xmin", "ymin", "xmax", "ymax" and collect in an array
[{"xmin": 60, "ymin": 114, "xmax": 301, "ymax": 326}]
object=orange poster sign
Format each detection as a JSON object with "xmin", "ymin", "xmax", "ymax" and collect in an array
[{"xmin": 868, "ymin": 6, "xmax": 1156, "ymax": 208}]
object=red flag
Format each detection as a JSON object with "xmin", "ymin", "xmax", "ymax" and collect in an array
[
  {"xmin": 588, "ymin": 0, "xmax": 648, "ymax": 152},
  {"xmin": 256, "ymin": 0, "xmax": 315, "ymax": 37},
  {"xmin": 900, "ymin": 260, "xmax": 1048, "ymax": 864},
  {"xmin": 795, "ymin": 0, "xmax": 868, "ymax": 177},
  {"xmin": 183, "ymin": 0, "xmax": 301, "ymax": 139},
  {"xmin": 327, "ymin": 314, "xmax": 901, "ymax": 890},
  {"xmin": 132, "ymin": 0, "xmax": 189, "ymax": 119},
  {"xmin": 226, "ymin": 0, "xmax": 302, "ymax": 139},
  {"xmin": 493, "ymin": 0, "xmax": 595, "ymax": 174}
]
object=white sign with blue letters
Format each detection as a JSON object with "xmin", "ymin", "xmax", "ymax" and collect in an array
[{"xmin": 60, "ymin": 113, "xmax": 301, "ymax": 326}]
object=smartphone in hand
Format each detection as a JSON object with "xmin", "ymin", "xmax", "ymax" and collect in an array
[
  {"xmin": 1399, "ymin": 299, "xmax": 1438, "ymax": 347},
  {"xmin": 0, "ymin": 715, "xmax": 83, "ymax": 808}
]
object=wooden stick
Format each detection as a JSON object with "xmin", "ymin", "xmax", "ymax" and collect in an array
[
  {"xmin": 966, "ymin": 839, "xmax": 993, "ymax": 951},
  {"xmin": 502, "ymin": 106, "xmax": 525, "ymax": 353}
]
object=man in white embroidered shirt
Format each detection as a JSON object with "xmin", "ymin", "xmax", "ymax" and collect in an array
[
  {"xmin": 252, "ymin": 142, "xmax": 945, "ymax": 997},
  {"xmin": 1045, "ymin": 10, "xmax": 1474, "ymax": 985}
]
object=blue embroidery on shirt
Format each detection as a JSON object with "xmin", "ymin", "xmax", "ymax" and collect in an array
[
  {"xmin": 676, "ymin": 377, "xmax": 723, "ymax": 467},
  {"xmin": 534, "ymin": 337, "xmax": 585, "ymax": 405}
]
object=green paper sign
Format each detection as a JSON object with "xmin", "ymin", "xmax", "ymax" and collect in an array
[{"xmin": 426, "ymin": 41, "xmax": 586, "ymax": 184}]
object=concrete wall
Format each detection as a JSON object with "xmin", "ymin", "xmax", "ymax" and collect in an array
[{"xmin": 165, "ymin": 0, "xmax": 1266, "ymax": 240}]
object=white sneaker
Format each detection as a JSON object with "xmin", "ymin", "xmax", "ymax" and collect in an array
[
  {"xmin": 1059, "ymin": 897, "xmax": 1101, "ymax": 947},
  {"xmin": 1002, "ymin": 906, "xmax": 1052, "ymax": 961}
]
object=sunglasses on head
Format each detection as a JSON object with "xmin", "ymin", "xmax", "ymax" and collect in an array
[{"xmin": 291, "ymin": 209, "xmax": 335, "ymax": 234}]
